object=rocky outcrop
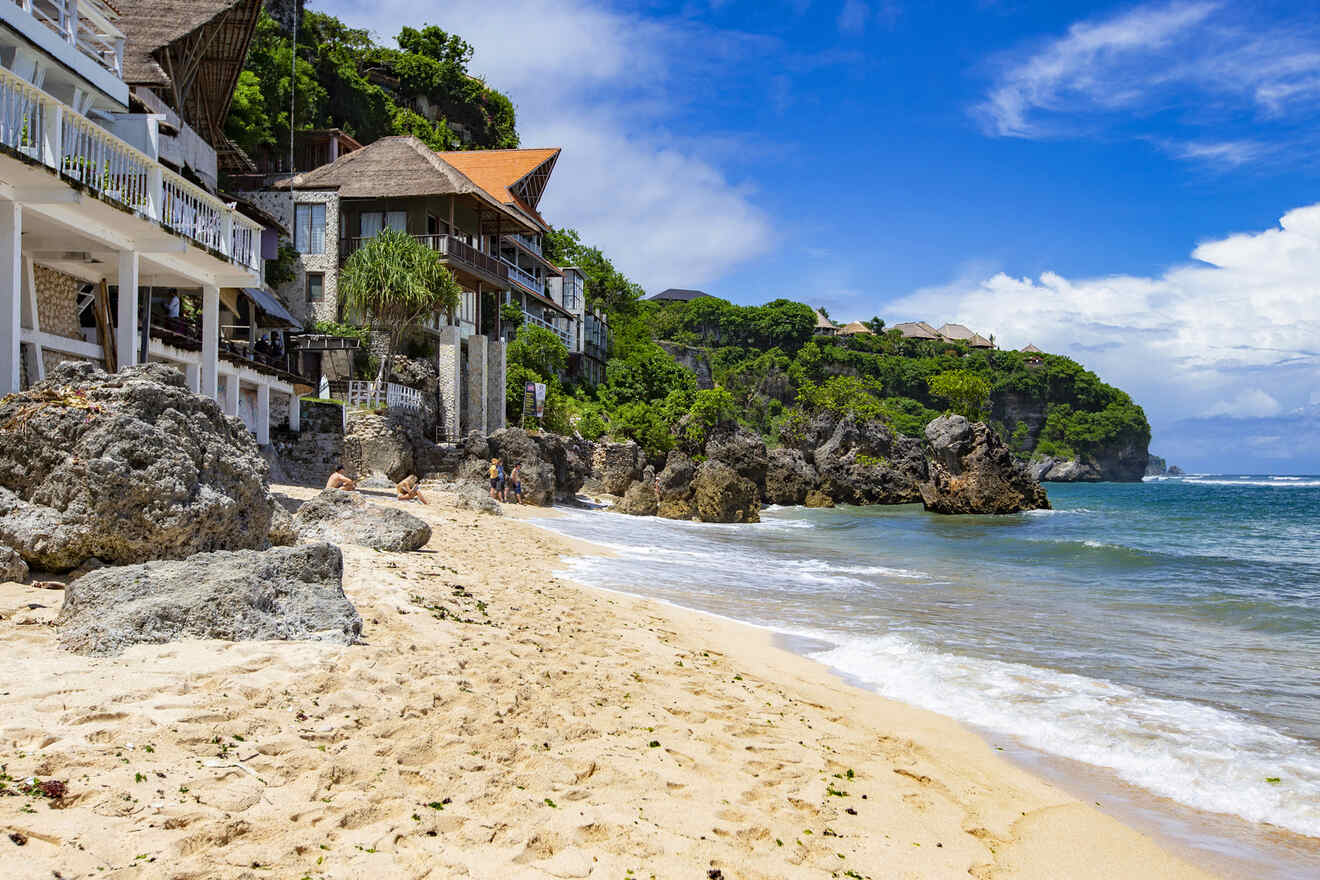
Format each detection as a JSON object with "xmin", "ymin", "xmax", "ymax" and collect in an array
[
  {"xmin": 813, "ymin": 416, "xmax": 927, "ymax": 504},
  {"xmin": 920, "ymin": 416, "xmax": 1049, "ymax": 514},
  {"xmin": 1144, "ymin": 454, "xmax": 1168, "ymax": 477},
  {"xmin": 483, "ymin": 428, "xmax": 591, "ymax": 505},
  {"xmin": 692, "ymin": 460, "xmax": 760, "ymax": 523},
  {"xmin": 590, "ymin": 441, "xmax": 646, "ymax": 496},
  {"xmin": 0, "ymin": 363, "xmax": 271, "ymax": 571},
  {"xmin": 764, "ymin": 448, "xmax": 817, "ymax": 506},
  {"xmin": 656, "ymin": 451, "xmax": 698, "ymax": 520},
  {"xmin": 0, "ymin": 545, "xmax": 27, "ymax": 583},
  {"xmin": 57, "ymin": 543, "xmax": 362, "ymax": 656},
  {"xmin": 804, "ymin": 490, "xmax": 834, "ymax": 508},
  {"xmin": 292, "ymin": 489, "xmax": 432, "ymax": 551},
  {"xmin": 615, "ymin": 480, "xmax": 659, "ymax": 517},
  {"xmin": 1028, "ymin": 457, "xmax": 1099, "ymax": 482},
  {"xmin": 657, "ymin": 342, "xmax": 714, "ymax": 390},
  {"xmin": 703, "ymin": 424, "xmax": 769, "ymax": 488},
  {"xmin": 267, "ymin": 501, "xmax": 298, "ymax": 546},
  {"xmin": 453, "ymin": 484, "xmax": 502, "ymax": 515},
  {"xmin": 343, "ymin": 410, "xmax": 419, "ymax": 484}
]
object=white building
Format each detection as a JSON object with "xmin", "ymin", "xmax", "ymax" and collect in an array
[{"xmin": 0, "ymin": 0, "xmax": 305, "ymax": 442}]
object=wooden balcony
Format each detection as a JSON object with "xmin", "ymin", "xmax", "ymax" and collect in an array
[{"xmin": 339, "ymin": 233, "xmax": 509, "ymax": 288}]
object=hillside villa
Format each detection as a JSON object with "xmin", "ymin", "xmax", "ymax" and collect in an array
[{"xmin": 0, "ymin": 0, "xmax": 306, "ymax": 444}]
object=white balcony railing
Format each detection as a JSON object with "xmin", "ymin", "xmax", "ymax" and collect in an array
[
  {"xmin": 522, "ymin": 310, "xmax": 570, "ymax": 346},
  {"xmin": 16, "ymin": 0, "xmax": 125, "ymax": 78},
  {"xmin": 503, "ymin": 258, "xmax": 542, "ymax": 296},
  {"xmin": 511, "ymin": 232, "xmax": 541, "ymax": 256},
  {"xmin": 0, "ymin": 64, "xmax": 262, "ymax": 275},
  {"xmin": 345, "ymin": 380, "xmax": 422, "ymax": 413}
]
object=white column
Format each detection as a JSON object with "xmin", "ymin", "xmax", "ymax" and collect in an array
[
  {"xmin": 255, "ymin": 382, "xmax": 270, "ymax": 445},
  {"xmin": 184, "ymin": 361, "xmax": 200, "ymax": 393},
  {"xmin": 116, "ymin": 251, "xmax": 138, "ymax": 369},
  {"xmin": 0, "ymin": 201, "xmax": 19, "ymax": 393},
  {"xmin": 201, "ymin": 284, "xmax": 219, "ymax": 399},
  {"xmin": 288, "ymin": 393, "xmax": 301, "ymax": 432},
  {"xmin": 222, "ymin": 371, "xmax": 239, "ymax": 416}
]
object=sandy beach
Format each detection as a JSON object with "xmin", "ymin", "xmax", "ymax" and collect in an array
[{"xmin": 0, "ymin": 483, "xmax": 1216, "ymax": 879}]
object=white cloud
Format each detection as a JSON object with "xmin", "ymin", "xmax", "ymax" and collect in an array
[
  {"xmin": 318, "ymin": 0, "xmax": 774, "ymax": 291},
  {"xmin": 1206, "ymin": 390, "xmax": 1282, "ymax": 418},
  {"xmin": 887, "ymin": 203, "xmax": 1320, "ymax": 434},
  {"xmin": 975, "ymin": 1, "xmax": 1320, "ymax": 163}
]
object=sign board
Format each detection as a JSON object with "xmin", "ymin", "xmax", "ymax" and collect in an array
[
  {"xmin": 534, "ymin": 383, "xmax": 547, "ymax": 419},
  {"xmin": 522, "ymin": 382, "xmax": 536, "ymax": 430}
]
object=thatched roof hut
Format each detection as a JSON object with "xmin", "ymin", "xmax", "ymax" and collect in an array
[
  {"xmin": 838, "ymin": 320, "xmax": 873, "ymax": 336},
  {"xmin": 892, "ymin": 321, "xmax": 941, "ymax": 340},
  {"xmin": 1022, "ymin": 343, "xmax": 1044, "ymax": 354},
  {"xmin": 813, "ymin": 309, "xmax": 838, "ymax": 335},
  {"xmin": 115, "ymin": 0, "xmax": 263, "ymax": 171},
  {"xmin": 937, "ymin": 323, "xmax": 994, "ymax": 348}
]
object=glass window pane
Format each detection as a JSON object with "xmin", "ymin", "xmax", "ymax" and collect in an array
[
  {"xmin": 386, "ymin": 211, "xmax": 407, "ymax": 232},
  {"xmin": 306, "ymin": 273, "xmax": 323, "ymax": 302},
  {"xmin": 309, "ymin": 204, "xmax": 325, "ymax": 254},
  {"xmin": 294, "ymin": 204, "xmax": 308, "ymax": 252},
  {"xmin": 360, "ymin": 212, "xmax": 383, "ymax": 239}
]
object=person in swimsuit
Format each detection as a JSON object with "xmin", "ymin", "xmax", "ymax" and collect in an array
[
  {"xmin": 396, "ymin": 474, "xmax": 428, "ymax": 504},
  {"xmin": 326, "ymin": 465, "xmax": 357, "ymax": 491},
  {"xmin": 506, "ymin": 463, "xmax": 525, "ymax": 503},
  {"xmin": 489, "ymin": 458, "xmax": 502, "ymax": 501}
]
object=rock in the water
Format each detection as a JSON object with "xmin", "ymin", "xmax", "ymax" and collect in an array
[
  {"xmin": 692, "ymin": 460, "xmax": 760, "ymax": 523},
  {"xmin": 56, "ymin": 543, "xmax": 361, "ymax": 656},
  {"xmin": 655, "ymin": 450, "xmax": 697, "ymax": 520},
  {"xmin": 292, "ymin": 489, "xmax": 432, "ymax": 550},
  {"xmin": 764, "ymin": 448, "xmax": 818, "ymax": 506},
  {"xmin": 0, "ymin": 544, "xmax": 27, "ymax": 583},
  {"xmin": 615, "ymin": 480, "xmax": 659, "ymax": 517},
  {"xmin": 919, "ymin": 415, "xmax": 1050, "ymax": 514},
  {"xmin": 703, "ymin": 424, "xmax": 769, "ymax": 489},
  {"xmin": 1027, "ymin": 456, "xmax": 1100, "ymax": 482},
  {"xmin": 0, "ymin": 363, "xmax": 271, "ymax": 570},
  {"xmin": 591, "ymin": 441, "xmax": 646, "ymax": 496},
  {"xmin": 813, "ymin": 415, "xmax": 927, "ymax": 504},
  {"xmin": 804, "ymin": 490, "xmax": 835, "ymax": 508}
]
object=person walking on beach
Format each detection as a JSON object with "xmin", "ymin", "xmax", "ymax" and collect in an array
[
  {"xmin": 505, "ymin": 463, "xmax": 525, "ymax": 504},
  {"xmin": 326, "ymin": 465, "xmax": 357, "ymax": 491},
  {"xmin": 396, "ymin": 474, "xmax": 428, "ymax": 504},
  {"xmin": 489, "ymin": 458, "xmax": 505, "ymax": 501}
]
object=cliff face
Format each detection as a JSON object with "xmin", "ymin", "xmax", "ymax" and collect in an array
[
  {"xmin": 657, "ymin": 342, "xmax": 714, "ymax": 389},
  {"xmin": 991, "ymin": 390, "xmax": 1149, "ymax": 482}
]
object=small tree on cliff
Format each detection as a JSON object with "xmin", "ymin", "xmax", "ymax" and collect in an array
[
  {"xmin": 338, "ymin": 228, "xmax": 461, "ymax": 385},
  {"xmin": 928, "ymin": 370, "xmax": 991, "ymax": 422}
]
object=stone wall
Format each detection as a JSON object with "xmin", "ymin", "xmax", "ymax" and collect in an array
[
  {"xmin": 34, "ymin": 265, "xmax": 84, "ymax": 340},
  {"xmin": 41, "ymin": 350, "xmax": 102, "ymax": 377},
  {"xmin": 240, "ymin": 189, "xmax": 341, "ymax": 327},
  {"xmin": 436, "ymin": 326, "xmax": 461, "ymax": 440},
  {"xmin": 486, "ymin": 338, "xmax": 506, "ymax": 431},
  {"xmin": 463, "ymin": 334, "xmax": 488, "ymax": 436},
  {"xmin": 270, "ymin": 400, "xmax": 345, "ymax": 486}
]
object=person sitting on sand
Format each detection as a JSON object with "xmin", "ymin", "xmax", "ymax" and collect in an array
[
  {"xmin": 326, "ymin": 465, "xmax": 357, "ymax": 491},
  {"xmin": 396, "ymin": 474, "xmax": 428, "ymax": 504},
  {"xmin": 505, "ymin": 463, "xmax": 525, "ymax": 504}
]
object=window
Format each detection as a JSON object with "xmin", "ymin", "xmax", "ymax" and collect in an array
[
  {"xmin": 294, "ymin": 203, "xmax": 326, "ymax": 254},
  {"xmin": 460, "ymin": 289, "xmax": 477, "ymax": 325},
  {"xmin": 360, "ymin": 210, "xmax": 407, "ymax": 239},
  {"xmin": 306, "ymin": 272, "xmax": 324, "ymax": 303}
]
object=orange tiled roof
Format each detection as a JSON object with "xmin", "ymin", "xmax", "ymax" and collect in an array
[{"xmin": 435, "ymin": 148, "xmax": 560, "ymax": 227}]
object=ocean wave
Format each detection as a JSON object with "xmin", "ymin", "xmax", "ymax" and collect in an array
[
  {"xmin": 809, "ymin": 634, "xmax": 1320, "ymax": 837},
  {"xmin": 1022, "ymin": 507, "xmax": 1095, "ymax": 516}
]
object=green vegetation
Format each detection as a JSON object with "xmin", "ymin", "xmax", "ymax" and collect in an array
[
  {"xmin": 338, "ymin": 228, "xmax": 461, "ymax": 384},
  {"xmin": 928, "ymin": 370, "xmax": 991, "ymax": 421},
  {"xmin": 227, "ymin": 9, "xmax": 518, "ymax": 160}
]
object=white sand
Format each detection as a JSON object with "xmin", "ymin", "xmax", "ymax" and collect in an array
[{"xmin": 0, "ymin": 483, "xmax": 1217, "ymax": 879}]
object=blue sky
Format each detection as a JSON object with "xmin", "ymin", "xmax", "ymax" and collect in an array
[{"xmin": 322, "ymin": 1, "xmax": 1320, "ymax": 472}]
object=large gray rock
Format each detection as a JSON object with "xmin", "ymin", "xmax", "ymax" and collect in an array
[
  {"xmin": 267, "ymin": 501, "xmax": 298, "ymax": 546},
  {"xmin": 454, "ymin": 484, "xmax": 502, "ymax": 515},
  {"xmin": 483, "ymin": 428, "xmax": 592, "ymax": 506},
  {"xmin": 1029, "ymin": 457, "xmax": 1100, "ymax": 482},
  {"xmin": 615, "ymin": 480, "xmax": 659, "ymax": 517},
  {"xmin": 813, "ymin": 415, "xmax": 927, "ymax": 504},
  {"xmin": 0, "ymin": 544, "xmax": 27, "ymax": 583},
  {"xmin": 591, "ymin": 441, "xmax": 646, "ymax": 496},
  {"xmin": 692, "ymin": 460, "xmax": 760, "ymax": 523},
  {"xmin": 343, "ymin": 410, "xmax": 416, "ymax": 484},
  {"xmin": 655, "ymin": 450, "xmax": 697, "ymax": 520},
  {"xmin": 56, "ymin": 543, "xmax": 362, "ymax": 656},
  {"xmin": 0, "ymin": 362, "xmax": 271, "ymax": 571},
  {"xmin": 703, "ymin": 424, "xmax": 769, "ymax": 489},
  {"xmin": 764, "ymin": 448, "xmax": 818, "ymax": 506},
  {"xmin": 919, "ymin": 415, "xmax": 1050, "ymax": 514},
  {"xmin": 292, "ymin": 489, "xmax": 432, "ymax": 550}
]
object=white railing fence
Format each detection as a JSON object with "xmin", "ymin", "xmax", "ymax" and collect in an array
[
  {"xmin": 503, "ymin": 258, "xmax": 541, "ymax": 295},
  {"xmin": 346, "ymin": 380, "xmax": 422, "ymax": 413},
  {"xmin": 522, "ymin": 310, "xmax": 570, "ymax": 346},
  {"xmin": 18, "ymin": 0, "xmax": 125, "ymax": 78},
  {"xmin": 0, "ymin": 63, "xmax": 261, "ymax": 274}
]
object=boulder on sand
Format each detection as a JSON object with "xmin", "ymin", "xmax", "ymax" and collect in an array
[
  {"xmin": 482, "ymin": 428, "xmax": 592, "ymax": 506},
  {"xmin": 0, "ymin": 362, "xmax": 272, "ymax": 570},
  {"xmin": 919, "ymin": 415, "xmax": 1050, "ymax": 514},
  {"xmin": 292, "ymin": 489, "xmax": 432, "ymax": 551},
  {"xmin": 57, "ymin": 543, "xmax": 362, "ymax": 656},
  {"xmin": 0, "ymin": 544, "xmax": 27, "ymax": 583},
  {"xmin": 615, "ymin": 470, "xmax": 659, "ymax": 517},
  {"xmin": 655, "ymin": 450, "xmax": 697, "ymax": 520},
  {"xmin": 590, "ymin": 440, "xmax": 646, "ymax": 496}
]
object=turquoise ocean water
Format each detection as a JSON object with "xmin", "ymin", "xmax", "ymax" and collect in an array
[{"xmin": 531, "ymin": 475, "xmax": 1320, "ymax": 875}]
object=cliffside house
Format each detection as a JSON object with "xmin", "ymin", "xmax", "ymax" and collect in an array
[
  {"xmin": 649, "ymin": 288, "xmax": 710, "ymax": 302},
  {"xmin": 1022, "ymin": 343, "xmax": 1044, "ymax": 366},
  {"xmin": 936, "ymin": 323, "xmax": 994, "ymax": 349},
  {"xmin": 244, "ymin": 138, "xmax": 607, "ymax": 437},
  {"xmin": 892, "ymin": 321, "xmax": 941, "ymax": 340},
  {"xmin": 838, "ymin": 320, "xmax": 872, "ymax": 336},
  {"xmin": 0, "ymin": 0, "xmax": 307, "ymax": 444},
  {"xmin": 813, "ymin": 309, "xmax": 838, "ymax": 335}
]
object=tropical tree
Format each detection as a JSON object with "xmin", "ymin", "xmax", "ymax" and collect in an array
[
  {"xmin": 338, "ymin": 227, "xmax": 461, "ymax": 384},
  {"xmin": 927, "ymin": 370, "xmax": 992, "ymax": 422}
]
